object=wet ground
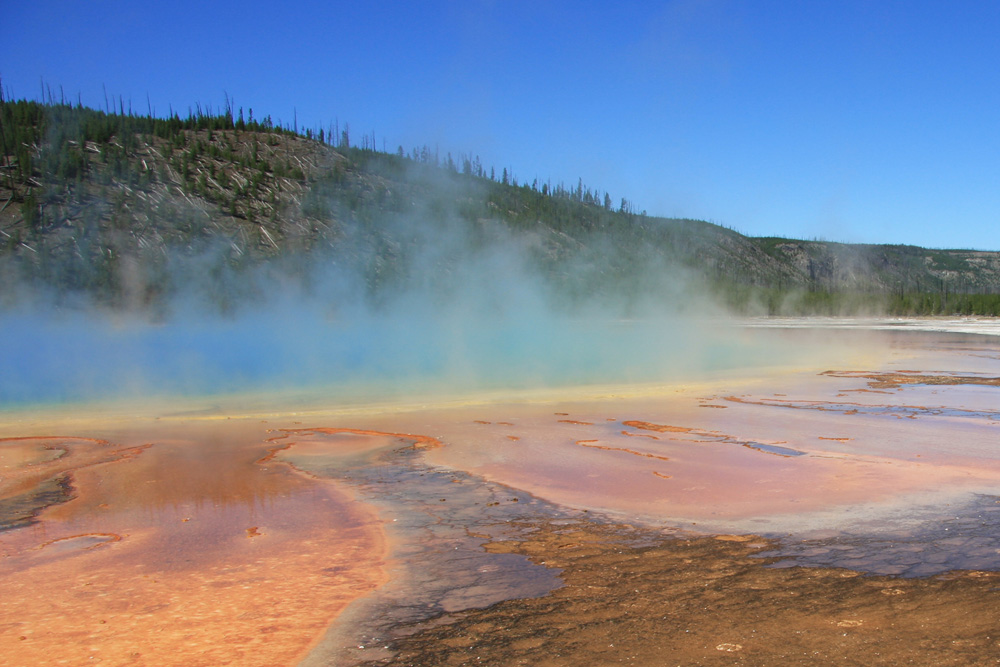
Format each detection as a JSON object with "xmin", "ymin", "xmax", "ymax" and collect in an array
[
  {"xmin": 355, "ymin": 520, "xmax": 1000, "ymax": 666},
  {"xmin": 2, "ymin": 321, "xmax": 1000, "ymax": 665},
  {"xmin": 757, "ymin": 493, "xmax": 1000, "ymax": 577},
  {"xmin": 0, "ymin": 421, "xmax": 390, "ymax": 666}
]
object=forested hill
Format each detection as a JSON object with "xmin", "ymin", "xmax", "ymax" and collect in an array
[{"xmin": 3, "ymin": 96, "xmax": 1000, "ymax": 316}]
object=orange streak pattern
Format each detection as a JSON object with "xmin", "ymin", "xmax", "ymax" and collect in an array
[{"xmin": 575, "ymin": 440, "xmax": 671, "ymax": 462}]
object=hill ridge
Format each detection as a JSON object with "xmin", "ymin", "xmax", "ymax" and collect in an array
[{"xmin": 3, "ymin": 98, "xmax": 1000, "ymax": 316}]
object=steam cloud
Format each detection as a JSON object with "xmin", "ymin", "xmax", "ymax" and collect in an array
[{"xmin": 0, "ymin": 166, "xmax": 793, "ymax": 408}]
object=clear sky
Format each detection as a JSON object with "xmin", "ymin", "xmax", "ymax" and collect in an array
[{"xmin": 5, "ymin": 0, "xmax": 1000, "ymax": 250}]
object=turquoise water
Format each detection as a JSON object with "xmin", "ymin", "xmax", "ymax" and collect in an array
[{"xmin": 0, "ymin": 310, "xmax": 810, "ymax": 406}]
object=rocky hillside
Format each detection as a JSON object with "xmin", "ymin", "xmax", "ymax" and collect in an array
[{"xmin": 3, "ymin": 98, "xmax": 1000, "ymax": 315}]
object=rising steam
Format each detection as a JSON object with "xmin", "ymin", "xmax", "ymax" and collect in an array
[{"xmin": 0, "ymin": 162, "xmax": 799, "ymax": 407}]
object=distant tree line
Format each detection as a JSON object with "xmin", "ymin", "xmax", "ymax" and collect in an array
[{"xmin": 4, "ymin": 88, "xmax": 1000, "ymax": 316}]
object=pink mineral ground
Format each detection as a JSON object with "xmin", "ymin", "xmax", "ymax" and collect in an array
[
  {"xmin": 0, "ymin": 419, "xmax": 388, "ymax": 666},
  {"xmin": 3, "ymin": 323, "xmax": 1000, "ymax": 665}
]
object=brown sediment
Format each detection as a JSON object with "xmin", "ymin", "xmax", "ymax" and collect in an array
[
  {"xmin": 740, "ymin": 443, "xmax": 798, "ymax": 458},
  {"xmin": 506, "ymin": 435, "xmax": 520, "ymax": 441},
  {"xmin": 622, "ymin": 420, "xmax": 693, "ymax": 434},
  {"xmin": 819, "ymin": 437, "xmax": 853, "ymax": 442},
  {"xmin": 714, "ymin": 534, "xmax": 754, "ymax": 542},
  {"xmin": 822, "ymin": 370, "xmax": 1000, "ymax": 390},
  {"xmin": 841, "ymin": 387, "xmax": 897, "ymax": 394},
  {"xmin": 365, "ymin": 520, "xmax": 1000, "ymax": 667},
  {"xmin": 575, "ymin": 440, "xmax": 671, "ymax": 462},
  {"xmin": 35, "ymin": 532, "xmax": 122, "ymax": 552},
  {"xmin": 254, "ymin": 440, "xmax": 294, "ymax": 464},
  {"xmin": 621, "ymin": 430, "xmax": 659, "ymax": 439},
  {"xmin": 623, "ymin": 420, "xmax": 804, "ymax": 460},
  {"xmin": 725, "ymin": 395, "xmax": 877, "ymax": 413},
  {"xmin": 280, "ymin": 426, "xmax": 443, "ymax": 450},
  {"xmin": 726, "ymin": 394, "xmax": 844, "ymax": 410},
  {"xmin": 557, "ymin": 419, "xmax": 594, "ymax": 425},
  {"xmin": 724, "ymin": 394, "xmax": 995, "ymax": 425}
]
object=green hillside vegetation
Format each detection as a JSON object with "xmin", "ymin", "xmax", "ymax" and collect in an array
[{"xmin": 3, "ymin": 94, "xmax": 1000, "ymax": 316}]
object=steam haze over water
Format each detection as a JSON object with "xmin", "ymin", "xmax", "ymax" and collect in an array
[{"xmin": 0, "ymin": 287, "xmax": 787, "ymax": 406}]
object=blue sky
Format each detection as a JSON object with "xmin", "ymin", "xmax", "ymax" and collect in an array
[{"xmin": 5, "ymin": 0, "xmax": 1000, "ymax": 249}]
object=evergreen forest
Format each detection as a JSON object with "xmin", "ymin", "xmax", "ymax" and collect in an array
[{"xmin": 4, "ymin": 93, "xmax": 1000, "ymax": 317}]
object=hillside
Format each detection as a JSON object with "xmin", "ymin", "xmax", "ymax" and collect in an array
[{"xmin": 3, "ymin": 98, "xmax": 1000, "ymax": 316}]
